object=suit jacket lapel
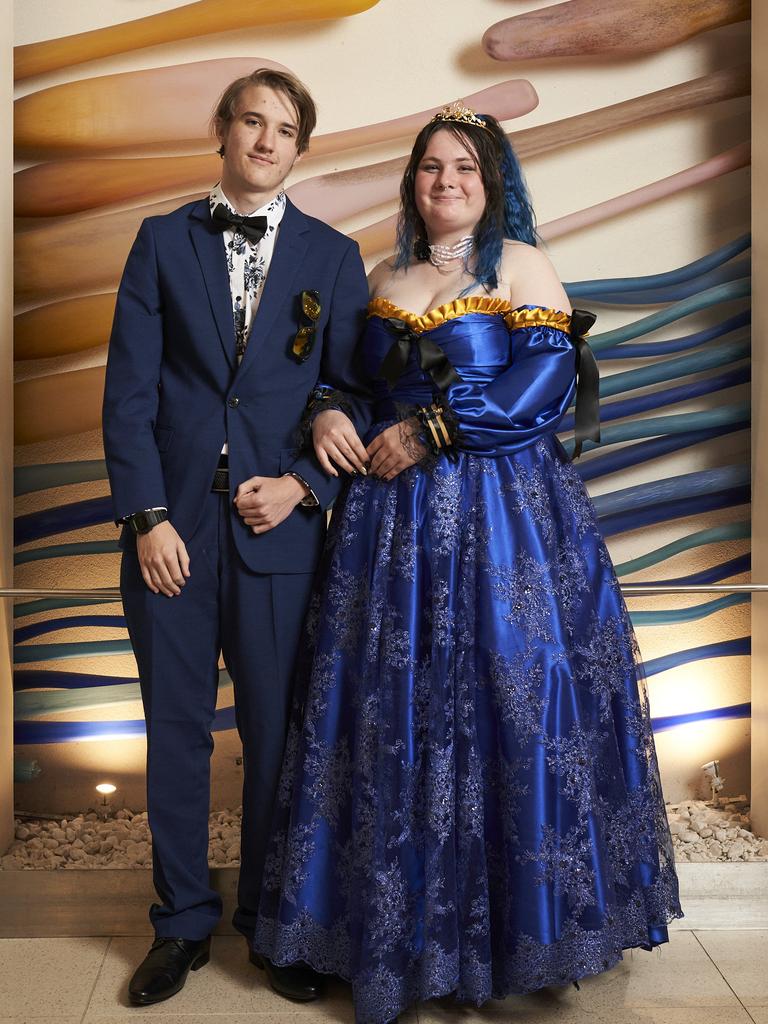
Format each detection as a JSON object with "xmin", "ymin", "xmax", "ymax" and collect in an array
[
  {"xmin": 188, "ymin": 199, "xmax": 235, "ymax": 369},
  {"xmin": 236, "ymin": 198, "xmax": 309, "ymax": 379}
]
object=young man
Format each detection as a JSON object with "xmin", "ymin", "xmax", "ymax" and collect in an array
[{"xmin": 102, "ymin": 69, "xmax": 370, "ymax": 1006}]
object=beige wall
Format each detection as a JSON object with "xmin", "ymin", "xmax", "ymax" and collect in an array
[
  {"xmin": 751, "ymin": 8, "xmax": 767, "ymax": 837},
  {"xmin": 1, "ymin": 0, "xmax": 15, "ymax": 853}
]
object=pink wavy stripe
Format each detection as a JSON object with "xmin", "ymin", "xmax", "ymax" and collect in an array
[
  {"xmin": 540, "ymin": 143, "xmax": 750, "ymax": 240},
  {"xmin": 350, "ymin": 143, "xmax": 750, "ymax": 256},
  {"xmin": 482, "ymin": 0, "xmax": 750, "ymax": 61},
  {"xmin": 309, "ymin": 80, "xmax": 538, "ymax": 156}
]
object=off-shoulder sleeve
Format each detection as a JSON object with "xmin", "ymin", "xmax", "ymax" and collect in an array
[{"xmin": 444, "ymin": 308, "xmax": 581, "ymax": 458}]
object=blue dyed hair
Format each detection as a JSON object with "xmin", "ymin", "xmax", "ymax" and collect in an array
[{"xmin": 394, "ymin": 114, "xmax": 537, "ymax": 290}]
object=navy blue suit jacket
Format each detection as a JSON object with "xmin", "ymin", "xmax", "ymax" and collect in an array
[{"xmin": 102, "ymin": 196, "xmax": 370, "ymax": 573}]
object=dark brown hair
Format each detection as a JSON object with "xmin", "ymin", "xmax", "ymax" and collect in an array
[
  {"xmin": 395, "ymin": 114, "xmax": 536, "ymax": 287},
  {"xmin": 211, "ymin": 68, "xmax": 317, "ymax": 155}
]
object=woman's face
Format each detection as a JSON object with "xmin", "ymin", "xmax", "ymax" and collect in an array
[{"xmin": 414, "ymin": 128, "xmax": 487, "ymax": 239}]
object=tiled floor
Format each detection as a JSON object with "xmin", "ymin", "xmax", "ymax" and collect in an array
[{"xmin": 0, "ymin": 931, "xmax": 766, "ymax": 1024}]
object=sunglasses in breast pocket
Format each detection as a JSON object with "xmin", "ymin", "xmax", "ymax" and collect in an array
[{"xmin": 292, "ymin": 290, "xmax": 321, "ymax": 362}]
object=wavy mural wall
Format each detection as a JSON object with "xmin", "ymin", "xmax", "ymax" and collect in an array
[{"xmin": 12, "ymin": 0, "xmax": 751, "ymax": 811}]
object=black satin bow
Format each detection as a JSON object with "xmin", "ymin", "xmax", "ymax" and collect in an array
[
  {"xmin": 211, "ymin": 203, "xmax": 268, "ymax": 244},
  {"xmin": 379, "ymin": 318, "xmax": 460, "ymax": 393},
  {"xmin": 570, "ymin": 308, "xmax": 600, "ymax": 459}
]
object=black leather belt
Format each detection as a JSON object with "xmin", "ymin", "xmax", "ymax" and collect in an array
[{"xmin": 211, "ymin": 455, "xmax": 229, "ymax": 493}]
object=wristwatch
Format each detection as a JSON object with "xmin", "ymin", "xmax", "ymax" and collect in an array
[{"xmin": 124, "ymin": 508, "xmax": 169, "ymax": 535}]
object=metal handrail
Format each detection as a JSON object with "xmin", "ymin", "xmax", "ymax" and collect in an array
[{"xmin": 0, "ymin": 585, "xmax": 765, "ymax": 598}]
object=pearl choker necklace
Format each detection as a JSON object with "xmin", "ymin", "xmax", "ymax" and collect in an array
[{"xmin": 428, "ymin": 235, "xmax": 474, "ymax": 268}]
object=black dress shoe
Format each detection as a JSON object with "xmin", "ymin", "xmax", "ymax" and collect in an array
[
  {"xmin": 249, "ymin": 950, "xmax": 325, "ymax": 1002},
  {"xmin": 128, "ymin": 936, "xmax": 210, "ymax": 1005}
]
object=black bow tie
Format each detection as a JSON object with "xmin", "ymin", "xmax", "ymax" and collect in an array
[{"xmin": 211, "ymin": 203, "xmax": 268, "ymax": 244}]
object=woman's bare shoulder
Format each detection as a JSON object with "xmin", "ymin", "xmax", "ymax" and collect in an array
[
  {"xmin": 501, "ymin": 241, "xmax": 571, "ymax": 313},
  {"xmin": 366, "ymin": 255, "xmax": 399, "ymax": 297}
]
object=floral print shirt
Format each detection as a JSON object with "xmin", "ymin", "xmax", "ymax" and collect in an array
[{"xmin": 208, "ymin": 182, "xmax": 287, "ymax": 365}]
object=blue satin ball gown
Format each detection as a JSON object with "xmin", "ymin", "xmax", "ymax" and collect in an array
[{"xmin": 254, "ymin": 296, "xmax": 683, "ymax": 1024}]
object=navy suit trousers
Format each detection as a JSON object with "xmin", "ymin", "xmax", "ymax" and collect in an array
[{"xmin": 120, "ymin": 490, "xmax": 314, "ymax": 940}]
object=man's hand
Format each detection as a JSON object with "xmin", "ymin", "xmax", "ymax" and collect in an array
[
  {"xmin": 312, "ymin": 408, "xmax": 369, "ymax": 477},
  {"xmin": 234, "ymin": 475, "xmax": 306, "ymax": 534},
  {"xmin": 136, "ymin": 520, "xmax": 191, "ymax": 597},
  {"xmin": 367, "ymin": 419, "xmax": 426, "ymax": 481}
]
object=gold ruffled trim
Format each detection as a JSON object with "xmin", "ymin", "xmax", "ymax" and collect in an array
[
  {"xmin": 504, "ymin": 306, "xmax": 572, "ymax": 333},
  {"xmin": 367, "ymin": 296, "xmax": 513, "ymax": 334},
  {"xmin": 368, "ymin": 296, "xmax": 573, "ymax": 334}
]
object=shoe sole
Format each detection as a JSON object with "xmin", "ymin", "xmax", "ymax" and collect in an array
[
  {"xmin": 128, "ymin": 951, "xmax": 210, "ymax": 1005},
  {"xmin": 249, "ymin": 951, "xmax": 320, "ymax": 1003}
]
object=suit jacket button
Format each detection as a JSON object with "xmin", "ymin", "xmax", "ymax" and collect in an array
[{"xmin": 228, "ymin": 397, "xmax": 240, "ymax": 408}]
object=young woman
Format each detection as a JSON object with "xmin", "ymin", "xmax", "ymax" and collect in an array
[{"xmin": 254, "ymin": 104, "xmax": 682, "ymax": 1024}]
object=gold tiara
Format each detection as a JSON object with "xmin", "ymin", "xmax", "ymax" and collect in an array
[{"xmin": 429, "ymin": 101, "xmax": 491, "ymax": 133}]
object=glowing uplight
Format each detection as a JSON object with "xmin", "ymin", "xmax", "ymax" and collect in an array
[{"xmin": 95, "ymin": 783, "xmax": 117, "ymax": 795}]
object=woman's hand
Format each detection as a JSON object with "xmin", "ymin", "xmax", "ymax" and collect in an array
[
  {"xmin": 367, "ymin": 419, "xmax": 426, "ymax": 481},
  {"xmin": 312, "ymin": 408, "xmax": 369, "ymax": 477}
]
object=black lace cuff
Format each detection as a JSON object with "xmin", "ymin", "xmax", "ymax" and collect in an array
[
  {"xmin": 297, "ymin": 386, "xmax": 355, "ymax": 449},
  {"xmin": 386, "ymin": 398, "xmax": 458, "ymax": 472}
]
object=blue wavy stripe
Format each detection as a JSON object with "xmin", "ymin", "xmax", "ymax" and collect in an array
[
  {"xmin": 572, "ymin": 263, "xmax": 749, "ymax": 305},
  {"xmin": 14, "ymin": 704, "xmax": 238, "ymax": 745},
  {"xmin": 598, "ymin": 337, "xmax": 749, "ymax": 400},
  {"xmin": 614, "ymin": 521, "xmax": 750, "ymax": 577},
  {"xmin": 15, "ymin": 496, "xmax": 114, "ymax": 546},
  {"xmin": 591, "ymin": 464, "xmax": 749, "ymax": 518},
  {"xmin": 14, "ymin": 540, "xmax": 120, "ymax": 565},
  {"xmin": 599, "ymin": 485, "xmax": 750, "ymax": 536},
  {"xmin": 14, "ymin": 698, "xmax": 752, "ymax": 744},
  {"xmin": 559, "ymin": 364, "xmax": 751, "ymax": 433},
  {"xmin": 14, "ymin": 670, "xmax": 137, "ymax": 691},
  {"xmin": 14, "ymin": 615, "xmax": 127, "ymax": 644},
  {"xmin": 16, "ymin": 682, "xmax": 142, "ymax": 718},
  {"xmin": 14, "ymin": 460, "xmax": 108, "ymax": 496},
  {"xmin": 630, "ymin": 593, "xmax": 750, "ymax": 626},
  {"xmin": 589, "ymin": 280, "xmax": 752, "ymax": 352},
  {"xmin": 576, "ymin": 425, "xmax": 747, "ymax": 482},
  {"xmin": 651, "ymin": 702, "xmax": 751, "ymax": 732},
  {"xmin": 13, "ymin": 666, "xmax": 231, "ymax": 691},
  {"xmin": 14, "ymin": 596, "xmax": 119, "ymax": 618},
  {"xmin": 565, "ymin": 402, "xmax": 750, "ymax": 456},
  {"xmin": 637, "ymin": 553, "xmax": 751, "ymax": 587},
  {"xmin": 597, "ymin": 312, "xmax": 749, "ymax": 361},
  {"xmin": 565, "ymin": 235, "xmax": 751, "ymax": 295},
  {"xmin": 14, "ymin": 638, "xmax": 133, "ymax": 664},
  {"xmin": 643, "ymin": 636, "xmax": 750, "ymax": 677},
  {"xmin": 15, "ymin": 675, "xmax": 235, "ymax": 718}
]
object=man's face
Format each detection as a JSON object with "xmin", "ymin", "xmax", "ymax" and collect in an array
[{"xmin": 217, "ymin": 84, "xmax": 302, "ymax": 207}]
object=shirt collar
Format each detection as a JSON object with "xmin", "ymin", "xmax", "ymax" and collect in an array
[{"xmin": 208, "ymin": 183, "xmax": 287, "ymax": 242}]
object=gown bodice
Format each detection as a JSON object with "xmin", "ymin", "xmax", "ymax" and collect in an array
[
  {"xmin": 364, "ymin": 300, "xmax": 514, "ymax": 410},
  {"xmin": 362, "ymin": 296, "xmax": 583, "ymax": 455}
]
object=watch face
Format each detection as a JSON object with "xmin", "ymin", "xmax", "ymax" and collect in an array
[{"xmin": 134, "ymin": 512, "xmax": 150, "ymax": 533}]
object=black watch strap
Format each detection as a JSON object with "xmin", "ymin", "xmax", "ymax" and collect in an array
[{"xmin": 125, "ymin": 508, "xmax": 168, "ymax": 535}]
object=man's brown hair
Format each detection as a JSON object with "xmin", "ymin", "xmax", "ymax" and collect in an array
[{"xmin": 211, "ymin": 68, "xmax": 317, "ymax": 155}]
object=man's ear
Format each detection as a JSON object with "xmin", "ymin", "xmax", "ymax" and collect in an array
[{"xmin": 214, "ymin": 119, "xmax": 227, "ymax": 155}]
